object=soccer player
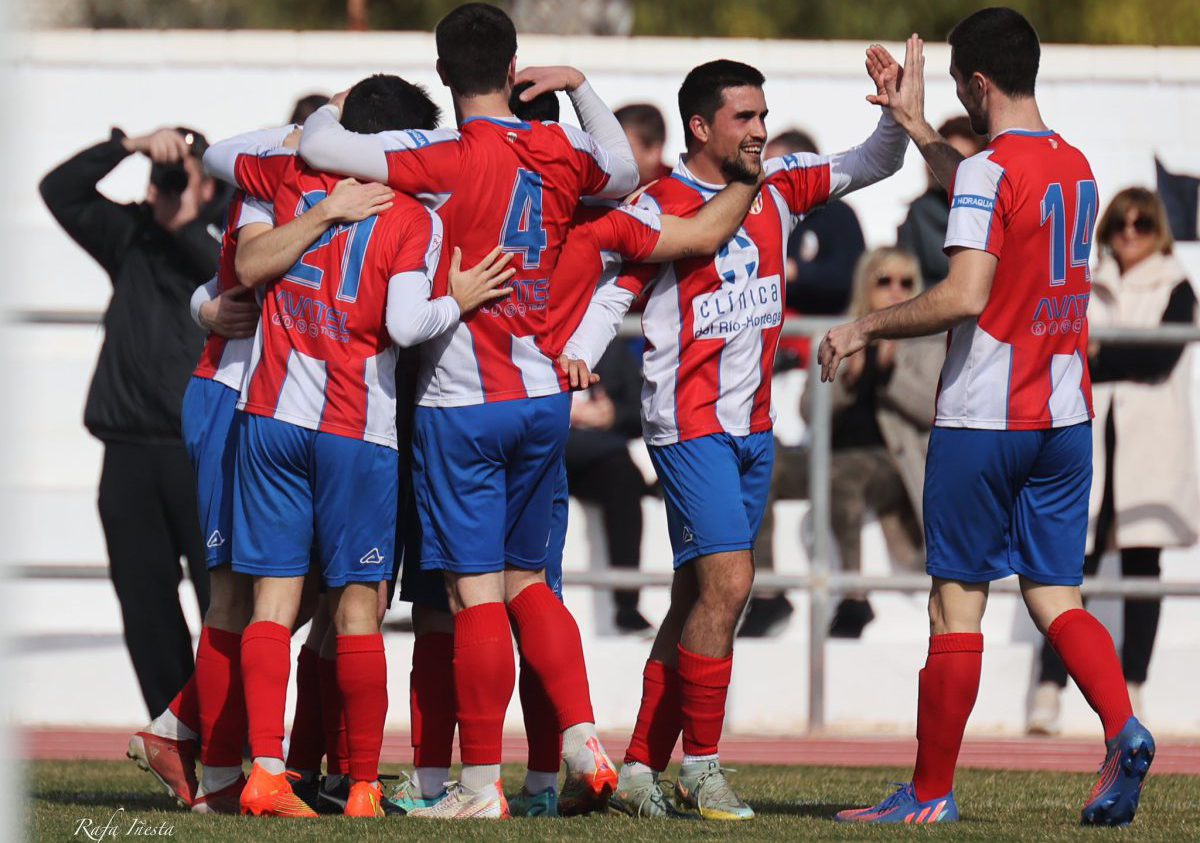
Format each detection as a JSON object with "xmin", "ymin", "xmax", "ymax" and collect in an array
[
  {"xmin": 823, "ymin": 13, "xmax": 1154, "ymax": 828},
  {"xmin": 203, "ymin": 73, "xmax": 513, "ymax": 819},
  {"xmin": 297, "ymin": 3, "xmax": 641, "ymax": 819},
  {"xmin": 561, "ymin": 57, "xmax": 910, "ymax": 820}
]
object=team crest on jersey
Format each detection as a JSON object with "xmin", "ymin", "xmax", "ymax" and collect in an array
[
  {"xmin": 360, "ymin": 548, "xmax": 385, "ymax": 565},
  {"xmin": 507, "ymin": 131, "xmax": 518, "ymax": 143},
  {"xmin": 750, "ymin": 194, "xmax": 764, "ymax": 215},
  {"xmin": 1049, "ymin": 138, "xmax": 1059, "ymax": 149}
]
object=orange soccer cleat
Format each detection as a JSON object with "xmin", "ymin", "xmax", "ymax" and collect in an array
[
  {"xmin": 238, "ymin": 763, "xmax": 318, "ymax": 818},
  {"xmin": 126, "ymin": 731, "xmax": 199, "ymax": 808},
  {"xmin": 344, "ymin": 780, "xmax": 386, "ymax": 818}
]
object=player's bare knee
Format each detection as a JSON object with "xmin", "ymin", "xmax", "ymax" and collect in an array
[
  {"xmin": 503, "ymin": 567, "xmax": 545, "ymax": 603},
  {"xmin": 331, "ymin": 582, "xmax": 382, "ymax": 635}
]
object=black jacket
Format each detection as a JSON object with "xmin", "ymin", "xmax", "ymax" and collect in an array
[
  {"xmin": 39, "ymin": 130, "xmax": 223, "ymax": 444},
  {"xmin": 785, "ymin": 199, "xmax": 866, "ymax": 315},
  {"xmin": 896, "ymin": 188, "xmax": 951, "ymax": 285}
]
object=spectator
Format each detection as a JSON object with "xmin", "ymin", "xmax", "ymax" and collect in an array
[
  {"xmin": 289, "ymin": 93, "xmax": 330, "ymax": 125},
  {"xmin": 567, "ymin": 341, "xmax": 655, "ymax": 634},
  {"xmin": 40, "ymin": 127, "xmax": 225, "ymax": 716},
  {"xmin": 768, "ymin": 129, "xmax": 866, "ymax": 369},
  {"xmin": 1028, "ymin": 188, "xmax": 1199, "ymax": 734},
  {"xmin": 746, "ymin": 248, "xmax": 942, "ymax": 639},
  {"xmin": 895, "ymin": 115, "xmax": 986, "ymax": 285},
  {"xmin": 615, "ymin": 103, "xmax": 672, "ymax": 186}
]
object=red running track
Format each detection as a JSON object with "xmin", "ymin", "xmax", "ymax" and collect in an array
[{"xmin": 20, "ymin": 728, "xmax": 1200, "ymax": 775}]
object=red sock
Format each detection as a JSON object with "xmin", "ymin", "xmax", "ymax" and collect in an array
[
  {"xmin": 454, "ymin": 603, "xmax": 515, "ymax": 766},
  {"xmin": 285, "ymin": 645, "xmax": 324, "ymax": 772},
  {"xmin": 411, "ymin": 632, "xmax": 456, "ymax": 769},
  {"xmin": 624, "ymin": 659, "xmax": 682, "ymax": 770},
  {"xmin": 337, "ymin": 634, "xmax": 388, "ymax": 783},
  {"xmin": 508, "ymin": 584, "xmax": 594, "ymax": 728},
  {"xmin": 195, "ymin": 626, "xmax": 245, "ymax": 767},
  {"xmin": 677, "ymin": 646, "xmax": 732, "ymax": 757},
  {"xmin": 912, "ymin": 633, "xmax": 983, "ymax": 802},
  {"xmin": 318, "ymin": 656, "xmax": 348, "ymax": 776},
  {"xmin": 166, "ymin": 673, "xmax": 200, "ymax": 735},
  {"xmin": 1047, "ymin": 609, "xmax": 1133, "ymax": 741},
  {"xmin": 519, "ymin": 656, "xmax": 562, "ymax": 773},
  {"xmin": 240, "ymin": 621, "xmax": 292, "ymax": 761}
]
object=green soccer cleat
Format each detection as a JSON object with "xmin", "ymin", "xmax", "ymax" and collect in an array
[
  {"xmin": 608, "ymin": 768, "xmax": 689, "ymax": 819},
  {"xmin": 387, "ymin": 772, "xmax": 446, "ymax": 814},
  {"xmin": 675, "ymin": 761, "xmax": 754, "ymax": 821},
  {"xmin": 509, "ymin": 786, "xmax": 559, "ymax": 817}
]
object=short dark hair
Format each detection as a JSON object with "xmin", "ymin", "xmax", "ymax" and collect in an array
[
  {"xmin": 509, "ymin": 82, "xmax": 560, "ymax": 122},
  {"xmin": 289, "ymin": 94, "xmax": 329, "ymax": 125},
  {"xmin": 435, "ymin": 3, "xmax": 517, "ymax": 97},
  {"xmin": 769, "ymin": 128, "xmax": 817, "ymax": 156},
  {"xmin": 615, "ymin": 103, "xmax": 666, "ymax": 148},
  {"xmin": 948, "ymin": 7, "xmax": 1040, "ymax": 97},
  {"xmin": 341, "ymin": 74, "xmax": 441, "ymax": 134},
  {"xmin": 937, "ymin": 115, "xmax": 985, "ymax": 150},
  {"xmin": 678, "ymin": 60, "xmax": 765, "ymax": 150}
]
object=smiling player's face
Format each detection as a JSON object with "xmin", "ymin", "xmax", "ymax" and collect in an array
[{"xmin": 705, "ymin": 85, "xmax": 767, "ymax": 182}]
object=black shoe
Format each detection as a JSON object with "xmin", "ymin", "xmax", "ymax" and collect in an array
[
  {"xmin": 738, "ymin": 594, "xmax": 794, "ymax": 638},
  {"xmin": 318, "ymin": 774, "xmax": 351, "ymax": 813},
  {"xmin": 828, "ymin": 598, "xmax": 875, "ymax": 638},
  {"xmin": 292, "ymin": 772, "xmax": 324, "ymax": 814},
  {"xmin": 615, "ymin": 607, "xmax": 654, "ymax": 635}
]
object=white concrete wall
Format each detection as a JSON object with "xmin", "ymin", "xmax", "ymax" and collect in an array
[{"xmin": 5, "ymin": 31, "xmax": 1200, "ymax": 737}]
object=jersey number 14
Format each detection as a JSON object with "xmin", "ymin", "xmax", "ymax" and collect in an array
[{"xmin": 1040, "ymin": 180, "xmax": 1098, "ymax": 286}]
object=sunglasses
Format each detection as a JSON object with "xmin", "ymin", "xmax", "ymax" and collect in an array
[
  {"xmin": 1107, "ymin": 216, "xmax": 1156, "ymax": 237},
  {"xmin": 875, "ymin": 275, "xmax": 915, "ymax": 290}
]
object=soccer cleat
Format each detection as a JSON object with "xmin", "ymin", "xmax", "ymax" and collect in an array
[
  {"xmin": 238, "ymin": 763, "xmax": 319, "ymax": 818},
  {"xmin": 344, "ymin": 780, "xmax": 386, "ymax": 818},
  {"xmin": 1081, "ymin": 716, "xmax": 1155, "ymax": 827},
  {"xmin": 126, "ymin": 731, "xmax": 199, "ymax": 808},
  {"xmin": 317, "ymin": 774, "xmax": 350, "ymax": 812},
  {"xmin": 675, "ymin": 761, "xmax": 754, "ymax": 821},
  {"xmin": 835, "ymin": 782, "xmax": 958, "ymax": 824},
  {"xmin": 408, "ymin": 780, "xmax": 510, "ymax": 819},
  {"xmin": 608, "ymin": 769, "xmax": 688, "ymax": 819},
  {"xmin": 190, "ymin": 775, "xmax": 247, "ymax": 815},
  {"xmin": 387, "ymin": 772, "xmax": 446, "ymax": 813},
  {"xmin": 509, "ymin": 786, "xmax": 558, "ymax": 818},
  {"xmin": 291, "ymin": 774, "xmax": 330, "ymax": 815},
  {"xmin": 559, "ymin": 737, "xmax": 618, "ymax": 815}
]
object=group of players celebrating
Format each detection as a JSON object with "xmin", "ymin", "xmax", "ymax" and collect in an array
[{"xmin": 123, "ymin": 2, "xmax": 1153, "ymax": 828}]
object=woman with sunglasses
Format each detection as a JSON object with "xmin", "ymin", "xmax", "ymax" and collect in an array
[
  {"xmin": 1028, "ymin": 187, "xmax": 1199, "ymax": 734},
  {"xmin": 796, "ymin": 247, "xmax": 946, "ymax": 637}
]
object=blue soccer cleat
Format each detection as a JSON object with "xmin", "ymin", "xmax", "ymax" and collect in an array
[
  {"xmin": 1081, "ymin": 716, "xmax": 1155, "ymax": 827},
  {"xmin": 835, "ymin": 783, "xmax": 958, "ymax": 824}
]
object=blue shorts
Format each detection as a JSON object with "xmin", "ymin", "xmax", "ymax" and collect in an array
[
  {"xmin": 924, "ymin": 422, "xmax": 1092, "ymax": 586},
  {"xmin": 414, "ymin": 392, "xmax": 570, "ymax": 575},
  {"xmin": 649, "ymin": 431, "xmax": 774, "ymax": 568},
  {"xmin": 181, "ymin": 376, "xmax": 240, "ymax": 570},
  {"xmin": 232, "ymin": 413, "xmax": 398, "ymax": 587}
]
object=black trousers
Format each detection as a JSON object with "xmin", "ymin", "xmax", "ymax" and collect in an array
[
  {"xmin": 565, "ymin": 430, "xmax": 646, "ymax": 613},
  {"xmin": 1038, "ymin": 411, "xmax": 1162, "ymax": 686},
  {"xmin": 98, "ymin": 441, "xmax": 209, "ymax": 717}
]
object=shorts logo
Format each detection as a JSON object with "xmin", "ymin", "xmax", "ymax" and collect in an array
[
  {"xmin": 681, "ymin": 525, "xmax": 696, "ymax": 544},
  {"xmin": 206, "ymin": 530, "xmax": 225, "ymax": 549},
  {"xmin": 360, "ymin": 548, "xmax": 385, "ymax": 565}
]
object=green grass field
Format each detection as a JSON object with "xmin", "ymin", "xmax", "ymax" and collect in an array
[{"xmin": 26, "ymin": 760, "xmax": 1199, "ymax": 842}]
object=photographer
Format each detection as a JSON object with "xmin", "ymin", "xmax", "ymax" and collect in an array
[{"xmin": 40, "ymin": 126, "xmax": 226, "ymax": 716}]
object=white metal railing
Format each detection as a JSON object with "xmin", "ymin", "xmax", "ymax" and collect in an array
[{"xmin": 12, "ymin": 309, "xmax": 1200, "ymax": 731}]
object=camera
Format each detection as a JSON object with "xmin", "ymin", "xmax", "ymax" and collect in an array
[{"xmin": 149, "ymin": 129, "xmax": 208, "ymax": 195}]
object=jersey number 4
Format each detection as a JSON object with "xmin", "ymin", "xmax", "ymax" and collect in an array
[
  {"xmin": 500, "ymin": 168, "xmax": 548, "ymax": 269},
  {"xmin": 284, "ymin": 190, "xmax": 377, "ymax": 303},
  {"xmin": 1040, "ymin": 180, "xmax": 1098, "ymax": 287}
]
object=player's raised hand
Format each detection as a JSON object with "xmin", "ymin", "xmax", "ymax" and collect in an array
[
  {"xmin": 199, "ymin": 288, "xmax": 259, "ymax": 339},
  {"xmin": 817, "ymin": 320, "xmax": 869, "ymax": 383},
  {"xmin": 448, "ymin": 246, "xmax": 515, "ymax": 313},
  {"xmin": 558, "ymin": 355, "xmax": 600, "ymax": 390},
  {"xmin": 123, "ymin": 128, "xmax": 192, "ymax": 164},
  {"xmin": 865, "ymin": 43, "xmax": 900, "ymax": 107},
  {"xmin": 880, "ymin": 35, "xmax": 927, "ymax": 131},
  {"xmin": 321, "ymin": 178, "xmax": 394, "ymax": 223},
  {"xmin": 513, "ymin": 65, "xmax": 586, "ymax": 100}
]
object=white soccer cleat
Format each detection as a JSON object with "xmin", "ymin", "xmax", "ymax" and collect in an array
[{"xmin": 407, "ymin": 780, "xmax": 510, "ymax": 819}]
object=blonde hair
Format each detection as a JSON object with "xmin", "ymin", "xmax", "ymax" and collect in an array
[
  {"xmin": 1097, "ymin": 187, "xmax": 1174, "ymax": 257},
  {"xmin": 847, "ymin": 247, "xmax": 924, "ymax": 319}
]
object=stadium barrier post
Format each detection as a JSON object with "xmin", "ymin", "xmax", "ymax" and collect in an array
[{"xmin": 805, "ymin": 338, "xmax": 834, "ymax": 734}]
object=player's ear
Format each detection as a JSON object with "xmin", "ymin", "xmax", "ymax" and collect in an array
[
  {"xmin": 507, "ymin": 56, "xmax": 517, "ymax": 88},
  {"xmin": 435, "ymin": 58, "xmax": 449, "ymax": 88},
  {"xmin": 688, "ymin": 114, "xmax": 710, "ymax": 147}
]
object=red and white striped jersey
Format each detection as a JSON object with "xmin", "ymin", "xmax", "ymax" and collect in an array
[
  {"xmin": 938, "ymin": 130, "xmax": 1097, "ymax": 430},
  {"xmin": 192, "ymin": 191, "xmax": 272, "ymax": 391},
  {"xmin": 230, "ymin": 148, "xmax": 442, "ymax": 448},
  {"xmin": 373, "ymin": 118, "xmax": 626, "ymax": 407}
]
